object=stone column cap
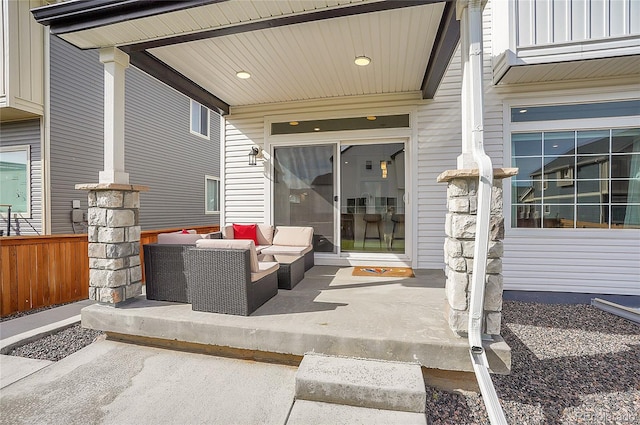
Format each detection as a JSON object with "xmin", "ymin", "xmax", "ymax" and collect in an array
[
  {"xmin": 437, "ymin": 168, "xmax": 518, "ymax": 183},
  {"xmin": 76, "ymin": 183, "xmax": 149, "ymax": 192}
]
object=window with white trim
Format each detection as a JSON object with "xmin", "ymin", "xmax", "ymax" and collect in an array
[
  {"xmin": 205, "ymin": 176, "xmax": 220, "ymax": 213},
  {"xmin": 0, "ymin": 146, "xmax": 30, "ymax": 214},
  {"xmin": 190, "ymin": 99, "xmax": 210, "ymax": 139},
  {"xmin": 510, "ymin": 100, "xmax": 640, "ymax": 229}
]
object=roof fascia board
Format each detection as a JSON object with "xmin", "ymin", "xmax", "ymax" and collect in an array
[
  {"xmin": 32, "ymin": 0, "xmax": 228, "ymax": 35},
  {"xmin": 129, "ymin": 51, "xmax": 230, "ymax": 115},
  {"xmin": 123, "ymin": 0, "xmax": 441, "ymax": 51},
  {"xmin": 421, "ymin": 0, "xmax": 460, "ymax": 99}
]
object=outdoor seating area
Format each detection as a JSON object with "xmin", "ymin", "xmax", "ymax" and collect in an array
[{"xmin": 143, "ymin": 225, "xmax": 315, "ymax": 316}]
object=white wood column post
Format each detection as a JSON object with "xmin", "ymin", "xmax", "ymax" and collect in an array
[
  {"xmin": 457, "ymin": 1, "xmax": 475, "ymax": 169},
  {"xmin": 99, "ymin": 47, "xmax": 129, "ymax": 184}
]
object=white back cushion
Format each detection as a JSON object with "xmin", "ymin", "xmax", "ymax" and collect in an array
[
  {"xmin": 272, "ymin": 226, "xmax": 314, "ymax": 247},
  {"xmin": 195, "ymin": 238, "xmax": 259, "ymax": 273}
]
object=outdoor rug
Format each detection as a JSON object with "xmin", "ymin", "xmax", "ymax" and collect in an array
[{"xmin": 352, "ymin": 266, "xmax": 415, "ymax": 278}]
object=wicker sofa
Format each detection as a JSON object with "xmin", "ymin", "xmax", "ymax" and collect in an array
[
  {"xmin": 143, "ymin": 231, "xmax": 220, "ymax": 303},
  {"xmin": 220, "ymin": 224, "xmax": 315, "ymax": 271},
  {"xmin": 185, "ymin": 239, "xmax": 279, "ymax": 316}
]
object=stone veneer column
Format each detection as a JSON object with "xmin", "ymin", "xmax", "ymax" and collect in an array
[
  {"xmin": 76, "ymin": 183, "xmax": 149, "ymax": 305},
  {"xmin": 437, "ymin": 168, "xmax": 517, "ymax": 336}
]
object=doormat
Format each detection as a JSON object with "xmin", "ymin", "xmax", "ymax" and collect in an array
[{"xmin": 352, "ymin": 266, "xmax": 414, "ymax": 278}]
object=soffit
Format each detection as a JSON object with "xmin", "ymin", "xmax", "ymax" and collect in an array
[
  {"xmin": 58, "ymin": 0, "xmax": 386, "ymax": 49},
  {"xmin": 148, "ymin": 4, "xmax": 444, "ymax": 106},
  {"xmin": 499, "ymin": 56, "xmax": 640, "ymax": 85},
  {"xmin": 38, "ymin": 0, "xmax": 456, "ymax": 113}
]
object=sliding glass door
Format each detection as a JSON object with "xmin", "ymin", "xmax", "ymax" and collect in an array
[
  {"xmin": 339, "ymin": 142, "xmax": 405, "ymax": 253},
  {"xmin": 273, "ymin": 141, "xmax": 406, "ymax": 256},
  {"xmin": 273, "ymin": 145, "xmax": 336, "ymax": 253}
]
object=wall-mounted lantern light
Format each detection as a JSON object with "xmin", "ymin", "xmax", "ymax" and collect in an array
[{"xmin": 249, "ymin": 146, "xmax": 262, "ymax": 165}]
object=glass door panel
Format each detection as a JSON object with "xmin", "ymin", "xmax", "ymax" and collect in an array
[
  {"xmin": 273, "ymin": 145, "xmax": 336, "ymax": 253},
  {"xmin": 340, "ymin": 143, "xmax": 405, "ymax": 253}
]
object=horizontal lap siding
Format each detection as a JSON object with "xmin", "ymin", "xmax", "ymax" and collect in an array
[
  {"xmin": 224, "ymin": 116, "xmax": 266, "ymax": 223},
  {"xmin": 504, "ymin": 232, "xmax": 640, "ymax": 295},
  {"xmin": 0, "ymin": 119, "xmax": 42, "ymax": 235},
  {"xmin": 49, "ymin": 35, "xmax": 220, "ymax": 233}
]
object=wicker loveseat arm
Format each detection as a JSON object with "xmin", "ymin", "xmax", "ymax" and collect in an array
[
  {"xmin": 185, "ymin": 247, "xmax": 278, "ymax": 316},
  {"xmin": 143, "ymin": 244, "xmax": 191, "ymax": 303}
]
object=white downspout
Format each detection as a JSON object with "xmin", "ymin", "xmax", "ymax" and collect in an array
[{"xmin": 461, "ymin": 1, "xmax": 507, "ymax": 423}]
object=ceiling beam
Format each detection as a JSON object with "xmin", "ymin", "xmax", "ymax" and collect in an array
[
  {"xmin": 32, "ymin": 0, "xmax": 228, "ymax": 35},
  {"xmin": 421, "ymin": 0, "xmax": 460, "ymax": 99},
  {"xmin": 124, "ymin": 0, "xmax": 439, "ymax": 51},
  {"xmin": 129, "ymin": 51, "xmax": 230, "ymax": 115}
]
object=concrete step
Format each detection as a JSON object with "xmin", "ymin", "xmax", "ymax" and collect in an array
[
  {"xmin": 286, "ymin": 400, "xmax": 428, "ymax": 425},
  {"xmin": 294, "ymin": 353, "xmax": 426, "ymax": 413}
]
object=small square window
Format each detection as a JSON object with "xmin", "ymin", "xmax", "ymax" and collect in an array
[
  {"xmin": 205, "ymin": 176, "xmax": 220, "ymax": 213},
  {"xmin": 190, "ymin": 100, "xmax": 210, "ymax": 139}
]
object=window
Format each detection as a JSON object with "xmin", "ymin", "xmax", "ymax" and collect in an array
[
  {"xmin": 511, "ymin": 125, "xmax": 640, "ymax": 229},
  {"xmin": 205, "ymin": 176, "xmax": 220, "ymax": 213},
  {"xmin": 271, "ymin": 114, "xmax": 410, "ymax": 135},
  {"xmin": 190, "ymin": 99, "xmax": 210, "ymax": 138},
  {"xmin": 0, "ymin": 146, "xmax": 30, "ymax": 215}
]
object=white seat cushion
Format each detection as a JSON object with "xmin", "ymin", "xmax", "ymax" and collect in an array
[
  {"xmin": 260, "ymin": 245, "xmax": 311, "ymax": 256},
  {"xmin": 195, "ymin": 238, "xmax": 259, "ymax": 273},
  {"xmin": 251, "ymin": 261, "xmax": 279, "ymax": 282}
]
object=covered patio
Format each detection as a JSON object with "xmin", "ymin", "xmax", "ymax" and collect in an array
[
  {"xmin": 32, "ymin": 0, "xmax": 512, "ymax": 398},
  {"xmin": 82, "ymin": 266, "xmax": 510, "ymax": 375}
]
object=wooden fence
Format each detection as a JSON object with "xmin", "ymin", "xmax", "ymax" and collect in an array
[{"xmin": 0, "ymin": 225, "xmax": 219, "ymax": 317}]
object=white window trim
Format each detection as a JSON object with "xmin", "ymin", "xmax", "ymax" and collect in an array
[
  {"xmin": 0, "ymin": 144, "xmax": 31, "ymax": 217},
  {"xmin": 504, "ymin": 95, "xmax": 640, "ymax": 232},
  {"xmin": 205, "ymin": 175, "xmax": 220, "ymax": 214},
  {"xmin": 190, "ymin": 99, "xmax": 210, "ymax": 140}
]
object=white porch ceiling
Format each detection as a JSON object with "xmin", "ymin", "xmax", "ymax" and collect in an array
[
  {"xmin": 36, "ymin": 0, "xmax": 456, "ymax": 113},
  {"xmin": 149, "ymin": 4, "xmax": 444, "ymax": 106}
]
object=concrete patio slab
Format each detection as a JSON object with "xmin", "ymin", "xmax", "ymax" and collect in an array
[
  {"xmin": 0, "ymin": 339, "xmax": 297, "ymax": 425},
  {"xmin": 81, "ymin": 266, "xmax": 510, "ymax": 374}
]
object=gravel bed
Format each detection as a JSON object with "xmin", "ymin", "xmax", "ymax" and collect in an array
[
  {"xmin": 425, "ymin": 301, "xmax": 640, "ymax": 424},
  {"xmin": 7, "ymin": 324, "xmax": 104, "ymax": 362}
]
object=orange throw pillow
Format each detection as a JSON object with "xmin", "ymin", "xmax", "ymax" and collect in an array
[{"xmin": 232, "ymin": 224, "xmax": 258, "ymax": 245}]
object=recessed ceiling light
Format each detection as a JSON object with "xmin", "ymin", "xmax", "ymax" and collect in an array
[
  {"xmin": 366, "ymin": 116, "xmax": 377, "ymax": 121},
  {"xmin": 519, "ymin": 109, "xmax": 527, "ymax": 113},
  {"xmin": 314, "ymin": 127, "xmax": 320, "ymax": 131},
  {"xmin": 354, "ymin": 56, "xmax": 371, "ymax": 66},
  {"xmin": 236, "ymin": 71, "xmax": 251, "ymax": 79},
  {"xmin": 289, "ymin": 121, "xmax": 299, "ymax": 126}
]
